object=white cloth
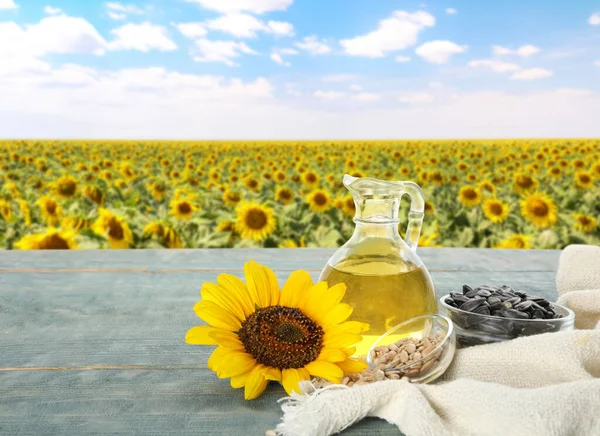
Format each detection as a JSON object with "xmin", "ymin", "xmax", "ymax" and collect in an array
[{"xmin": 275, "ymin": 245, "xmax": 600, "ymax": 436}]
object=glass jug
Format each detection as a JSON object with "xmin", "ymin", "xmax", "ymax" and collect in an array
[{"xmin": 319, "ymin": 175, "xmax": 437, "ymax": 357}]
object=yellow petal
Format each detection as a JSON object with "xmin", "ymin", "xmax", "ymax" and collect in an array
[
  {"xmin": 244, "ymin": 260, "xmax": 273, "ymax": 308},
  {"xmin": 207, "ymin": 346, "xmax": 230, "ymax": 371},
  {"xmin": 336, "ymin": 358, "xmax": 368, "ymax": 374},
  {"xmin": 230, "ymin": 371, "xmax": 250, "ymax": 389},
  {"xmin": 342, "ymin": 347, "xmax": 356, "ymax": 357},
  {"xmin": 305, "ymin": 360, "xmax": 343, "ymax": 383},
  {"xmin": 185, "ymin": 325, "xmax": 218, "ymax": 345},
  {"xmin": 327, "ymin": 321, "xmax": 370, "ymax": 335},
  {"xmin": 261, "ymin": 264, "xmax": 281, "ymax": 307},
  {"xmin": 320, "ymin": 303, "xmax": 353, "ymax": 326},
  {"xmin": 244, "ymin": 365, "xmax": 269, "ymax": 400},
  {"xmin": 217, "ymin": 273, "xmax": 255, "ymax": 317},
  {"xmin": 194, "ymin": 300, "xmax": 242, "ymax": 331},
  {"xmin": 201, "ymin": 282, "xmax": 246, "ymax": 322},
  {"xmin": 281, "ymin": 368, "xmax": 310, "ymax": 395},
  {"xmin": 318, "ymin": 348, "xmax": 347, "ymax": 362},
  {"xmin": 323, "ymin": 332, "xmax": 363, "ymax": 348},
  {"xmin": 279, "ymin": 270, "xmax": 314, "ymax": 308},
  {"xmin": 296, "ymin": 281, "xmax": 328, "ymax": 322},
  {"xmin": 263, "ymin": 366, "xmax": 282, "ymax": 382},
  {"xmin": 215, "ymin": 351, "xmax": 257, "ymax": 379},
  {"xmin": 209, "ymin": 329, "xmax": 245, "ymax": 351}
]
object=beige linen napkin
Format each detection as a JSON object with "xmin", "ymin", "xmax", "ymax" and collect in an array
[{"xmin": 275, "ymin": 245, "xmax": 600, "ymax": 436}]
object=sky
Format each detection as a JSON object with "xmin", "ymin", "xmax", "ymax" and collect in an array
[{"xmin": 0, "ymin": 0, "xmax": 599, "ymax": 139}]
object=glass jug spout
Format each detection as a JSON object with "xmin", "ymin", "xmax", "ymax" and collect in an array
[{"xmin": 343, "ymin": 174, "xmax": 425, "ymax": 252}]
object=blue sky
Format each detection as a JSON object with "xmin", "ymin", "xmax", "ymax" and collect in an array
[{"xmin": 1, "ymin": 0, "xmax": 599, "ymax": 138}]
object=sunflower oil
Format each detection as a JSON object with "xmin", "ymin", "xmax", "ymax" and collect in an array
[{"xmin": 320, "ymin": 256, "xmax": 437, "ymax": 357}]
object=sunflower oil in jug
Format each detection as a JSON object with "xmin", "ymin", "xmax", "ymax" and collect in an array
[{"xmin": 319, "ymin": 175, "xmax": 437, "ymax": 357}]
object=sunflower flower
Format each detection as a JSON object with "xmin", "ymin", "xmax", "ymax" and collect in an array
[
  {"xmin": 186, "ymin": 260, "xmax": 368, "ymax": 399},
  {"xmin": 15, "ymin": 227, "xmax": 78, "ymax": 250},
  {"xmin": 236, "ymin": 202, "xmax": 276, "ymax": 242},
  {"xmin": 520, "ymin": 193, "xmax": 558, "ymax": 229},
  {"xmin": 306, "ymin": 189, "xmax": 332, "ymax": 213},
  {"xmin": 458, "ymin": 186, "xmax": 481, "ymax": 207},
  {"xmin": 92, "ymin": 208, "xmax": 134, "ymax": 249},
  {"xmin": 573, "ymin": 214, "xmax": 597, "ymax": 233},
  {"xmin": 482, "ymin": 199, "xmax": 510, "ymax": 224}
]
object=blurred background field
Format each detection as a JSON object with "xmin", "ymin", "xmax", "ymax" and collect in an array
[{"xmin": 0, "ymin": 139, "xmax": 598, "ymax": 250}]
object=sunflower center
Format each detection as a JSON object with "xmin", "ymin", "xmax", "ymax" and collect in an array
[
  {"xmin": 489, "ymin": 202, "xmax": 504, "ymax": 215},
  {"xmin": 245, "ymin": 209, "xmax": 267, "ymax": 229},
  {"xmin": 517, "ymin": 176, "xmax": 534, "ymax": 188},
  {"xmin": 238, "ymin": 305, "xmax": 324, "ymax": 369},
  {"xmin": 578, "ymin": 216, "xmax": 591, "ymax": 225},
  {"xmin": 313, "ymin": 193, "xmax": 327, "ymax": 206},
  {"xmin": 46, "ymin": 202, "xmax": 57, "ymax": 215},
  {"xmin": 579, "ymin": 174, "xmax": 591, "ymax": 183},
  {"xmin": 107, "ymin": 217, "xmax": 125, "ymax": 240},
  {"xmin": 178, "ymin": 202, "xmax": 192, "ymax": 214},
  {"xmin": 530, "ymin": 199, "xmax": 549, "ymax": 217},
  {"xmin": 59, "ymin": 181, "xmax": 76, "ymax": 196},
  {"xmin": 463, "ymin": 189, "xmax": 477, "ymax": 200},
  {"xmin": 39, "ymin": 234, "xmax": 70, "ymax": 250},
  {"xmin": 279, "ymin": 190, "xmax": 291, "ymax": 200},
  {"xmin": 306, "ymin": 174, "xmax": 317, "ymax": 183}
]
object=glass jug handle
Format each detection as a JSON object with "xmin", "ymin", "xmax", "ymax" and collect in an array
[{"xmin": 402, "ymin": 182, "xmax": 425, "ymax": 252}]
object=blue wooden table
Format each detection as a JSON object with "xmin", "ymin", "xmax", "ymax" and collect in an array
[{"xmin": 0, "ymin": 248, "xmax": 561, "ymax": 435}]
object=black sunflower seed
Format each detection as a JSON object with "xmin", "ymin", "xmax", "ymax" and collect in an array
[
  {"xmin": 473, "ymin": 305, "xmax": 491, "ymax": 316},
  {"xmin": 514, "ymin": 300, "xmax": 533, "ymax": 311},
  {"xmin": 500, "ymin": 309, "xmax": 530, "ymax": 320},
  {"xmin": 463, "ymin": 285, "xmax": 473, "ymax": 295},
  {"xmin": 461, "ymin": 298, "xmax": 486, "ymax": 312}
]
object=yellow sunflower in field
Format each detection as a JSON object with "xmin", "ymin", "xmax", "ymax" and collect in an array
[
  {"xmin": 223, "ymin": 189, "xmax": 242, "ymax": 207},
  {"xmin": 236, "ymin": 202, "xmax": 276, "ymax": 242},
  {"xmin": 274, "ymin": 170, "xmax": 286, "ymax": 183},
  {"xmin": 55, "ymin": 175, "xmax": 78, "ymax": 199},
  {"xmin": 573, "ymin": 214, "xmax": 597, "ymax": 233},
  {"xmin": 0, "ymin": 199, "xmax": 12, "ymax": 222},
  {"xmin": 547, "ymin": 167, "xmax": 562, "ymax": 180},
  {"xmin": 513, "ymin": 173, "xmax": 538, "ymax": 195},
  {"xmin": 482, "ymin": 199, "xmax": 510, "ymax": 224},
  {"xmin": 302, "ymin": 171, "xmax": 319, "ymax": 187},
  {"xmin": 279, "ymin": 236, "xmax": 306, "ymax": 248},
  {"xmin": 520, "ymin": 193, "xmax": 557, "ymax": 228},
  {"xmin": 164, "ymin": 226, "xmax": 183, "ymax": 248},
  {"xmin": 37, "ymin": 196, "xmax": 62, "ymax": 226},
  {"xmin": 572, "ymin": 159, "xmax": 585, "ymax": 170},
  {"xmin": 83, "ymin": 185, "xmax": 105, "ymax": 206},
  {"xmin": 186, "ymin": 260, "xmax": 368, "ymax": 399},
  {"xmin": 62, "ymin": 216, "xmax": 89, "ymax": 232},
  {"xmin": 306, "ymin": 189, "xmax": 331, "ymax": 213},
  {"xmin": 147, "ymin": 182, "xmax": 167, "ymax": 202},
  {"xmin": 144, "ymin": 221, "xmax": 165, "ymax": 238},
  {"xmin": 170, "ymin": 197, "xmax": 196, "ymax": 221},
  {"xmin": 15, "ymin": 227, "xmax": 78, "ymax": 250},
  {"xmin": 92, "ymin": 208, "xmax": 134, "ymax": 249},
  {"xmin": 574, "ymin": 172, "xmax": 593, "ymax": 189},
  {"xmin": 244, "ymin": 177, "xmax": 260, "ymax": 192},
  {"xmin": 458, "ymin": 186, "xmax": 481, "ymax": 207},
  {"xmin": 478, "ymin": 180, "xmax": 496, "ymax": 196},
  {"xmin": 275, "ymin": 187, "xmax": 294, "ymax": 205},
  {"xmin": 216, "ymin": 220, "xmax": 236, "ymax": 233},
  {"xmin": 120, "ymin": 163, "xmax": 135, "ymax": 180},
  {"xmin": 17, "ymin": 199, "xmax": 31, "ymax": 227},
  {"xmin": 592, "ymin": 161, "xmax": 600, "ymax": 179},
  {"xmin": 342, "ymin": 195, "xmax": 356, "ymax": 217}
]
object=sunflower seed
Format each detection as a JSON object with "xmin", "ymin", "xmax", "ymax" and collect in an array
[
  {"xmin": 514, "ymin": 300, "xmax": 533, "ymax": 311},
  {"xmin": 461, "ymin": 298, "xmax": 486, "ymax": 312},
  {"xmin": 500, "ymin": 308, "xmax": 530, "ymax": 320},
  {"xmin": 463, "ymin": 285, "xmax": 473, "ymax": 295},
  {"xmin": 473, "ymin": 305, "xmax": 491, "ymax": 315}
]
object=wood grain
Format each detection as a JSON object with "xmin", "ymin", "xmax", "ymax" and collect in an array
[{"xmin": 0, "ymin": 248, "xmax": 561, "ymax": 435}]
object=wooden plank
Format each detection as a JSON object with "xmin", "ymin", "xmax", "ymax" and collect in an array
[
  {"xmin": 0, "ymin": 271, "xmax": 557, "ymax": 369},
  {"xmin": 0, "ymin": 248, "xmax": 561, "ymax": 273}
]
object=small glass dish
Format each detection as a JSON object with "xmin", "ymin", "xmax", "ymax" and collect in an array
[
  {"xmin": 439, "ymin": 294, "xmax": 575, "ymax": 348},
  {"xmin": 367, "ymin": 314, "xmax": 456, "ymax": 384}
]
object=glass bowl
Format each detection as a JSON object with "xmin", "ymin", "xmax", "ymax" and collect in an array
[
  {"xmin": 367, "ymin": 314, "xmax": 456, "ymax": 384},
  {"xmin": 439, "ymin": 294, "xmax": 575, "ymax": 348}
]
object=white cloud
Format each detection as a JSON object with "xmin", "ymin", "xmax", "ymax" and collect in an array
[
  {"xmin": 106, "ymin": 2, "xmax": 144, "ymax": 20},
  {"xmin": 187, "ymin": 0, "xmax": 293, "ymax": 14},
  {"xmin": 415, "ymin": 40, "xmax": 466, "ymax": 63},
  {"xmin": 353, "ymin": 92, "xmax": 381, "ymax": 102},
  {"xmin": 108, "ymin": 22, "xmax": 177, "ymax": 52},
  {"xmin": 511, "ymin": 68, "xmax": 553, "ymax": 80},
  {"xmin": 396, "ymin": 55, "xmax": 411, "ymax": 62},
  {"xmin": 314, "ymin": 90, "xmax": 346, "ymax": 100},
  {"xmin": 589, "ymin": 13, "xmax": 600, "ymax": 25},
  {"xmin": 201, "ymin": 13, "xmax": 294, "ymax": 38},
  {"xmin": 446, "ymin": 8, "xmax": 457, "ymax": 15},
  {"xmin": 295, "ymin": 36, "xmax": 330, "ymax": 54},
  {"xmin": 349, "ymin": 84, "xmax": 362, "ymax": 91},
  {"xmin": 270, "ymin": 47, "xmax": 297, "ymax": 66},
  {"xmin": 398, "ymin": 92, "xmax": 434, "ymax": 103},
  {"xmin": 108, "ymin": 11, "xmax": 127, "ymax": 20},
  {"xmin": 0, "ymin": 0, "xmax": 18, "ymax": 10},
  {"xmin": 175, "ymin": 22, "xmax": 207, "ymax": 39},
  {"xmin": 468, "ymin": 59, "xmax": 521, "ymax": 73},
  {"xmin": 429, "ymin": 81, "xmax": 443, "ymax": 88},
  {"xmin": 192, "ymin": 39, "xmax": 258, "ymax": 66},
  {"xmin": 492, "ymin": 44, "xmax": 540, "ymax": 57},
  {"xmin": 340, "ymin": 11, "xmax": 434, "ymax": 57},
  {"xmin": 322, "ymin": 74, "xmax": 357, "ymax": 82},
  {"xmin": 44, "ymin": 6, "xmax": 61, "ymax": 14}
]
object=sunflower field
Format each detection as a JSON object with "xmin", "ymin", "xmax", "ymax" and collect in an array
[{"xmin": 0, "ymin": 139, "xmax": 598, "ymax": 250}]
